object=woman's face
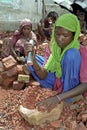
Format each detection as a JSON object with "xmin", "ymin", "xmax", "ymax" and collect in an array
[
  {"xmin": 55, "ymin": 27, "xmax": 74, "ymax": 49},
  {"xmin": 22, "ymin": 25, "xmax": 31, "ymax": 37}
]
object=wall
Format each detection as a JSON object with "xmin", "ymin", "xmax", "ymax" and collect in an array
[{"xmin": 0, "ymin": 0, "xmax": 72, "ymax": 31}]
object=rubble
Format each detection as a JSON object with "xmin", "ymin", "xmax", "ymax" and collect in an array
[{"xmin": 0, "ymin": 32, "xmax": 87, "ymax": 130}]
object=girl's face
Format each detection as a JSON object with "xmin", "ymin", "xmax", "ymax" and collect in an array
[
  {"xmin": 22, "ymin": 25, "xmax": 31, "ymax": 37},
  {"xmin": 55, "ymin": 27, "xmax": 74, "ymax": 49},
  {"xmin": 78, "ymin": 13, "xmax": 85, "ymax": 21}
]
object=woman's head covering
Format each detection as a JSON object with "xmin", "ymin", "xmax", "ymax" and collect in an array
[
  {"xmin": 11, "ymin": 18, "xmax": 32, "ymax": 46},
  {"xmin": 45, "ymin": 13, "xmax": 80, "ymax": 77},
  {"xmin": 19, "ymin": 18, "xmax": 32, "ymax": 33}
]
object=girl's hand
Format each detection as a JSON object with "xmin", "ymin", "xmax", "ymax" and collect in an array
[{"xmin": 35, "ymin": 95, "xmax": 60, "ymax": 112}]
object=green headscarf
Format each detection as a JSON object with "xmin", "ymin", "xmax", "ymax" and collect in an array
[{"xmin": 44, "ymin": 13, "xmax": 80, "ymax": 77}]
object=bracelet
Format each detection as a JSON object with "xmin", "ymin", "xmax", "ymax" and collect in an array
[{"xmin": 56, "ymin": 95, "xmax": 61, "ymax": 102}]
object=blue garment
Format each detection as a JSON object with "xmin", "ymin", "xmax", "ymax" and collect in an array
[
  {"xmin": 26, "ymin": 48, "xmax": 81, "ymax": 93},
  {"xmin": 61, "ymin": 48, "xmax": 81, "ymax": 102},
  {"xmin": 35, "ymin": 54, "xmax": 45, "ymax": 66},
  {"xmin": 61, "ymin": 48, "xmax": 81, "ymax": 93}
]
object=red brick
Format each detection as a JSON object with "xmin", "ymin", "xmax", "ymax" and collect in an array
[
  {"xmin": 1, "ymin": 66, "xmax": 18, "ymax": 79},
  {"xmin": 2, "ymin": 76, "xmax": 16, "ymax": 89},
  {"xmin": 2, "ymin": 55, "xmax": 17, "ymax": 70},
  {"xmin": 16, "ymin": 65, "xmax": 24, "ymax": 74},
  {"xmin": 50, "ymin": 120, "xmax": 62, "ymax": 128},
  {"xmin": 13, "ymin": 81, "xmax": 25, "ymax": 90}
]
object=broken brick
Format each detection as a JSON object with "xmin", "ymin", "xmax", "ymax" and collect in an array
[
  {"xmin": 18, "ymin": 74, "xmax": 30, "ymax": 83},
  {"xmin": 1, "ymin": 66, "xmax": 18, "ymax": 79},
  {"xmin": 2, "ymin": 55, "xmax": 17, "ymax": 70},
  {"xmin": 2, "ymin": 76, "xmax": 16, "ymax": 89},
  {"xmin": 13, "ymin": 81, "xmax": 25, "ymax": 90}
]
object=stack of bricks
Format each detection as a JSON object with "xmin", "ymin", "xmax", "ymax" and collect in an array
[
  {"xmin": 0, "ymin": 55, "xmax": 30, "ymax": 90},
  {"xmin": 0, "ymin": 55, "xmax": 18, "ymax": 89},
  {"xmin": 0, "ymin": 55, "xmax": 41, "ymax": 90},
  {"xmin": 13, "ymin": 74, "xmax": 30, "ymax": 90}
]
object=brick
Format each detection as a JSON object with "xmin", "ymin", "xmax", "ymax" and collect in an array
[
  {"xmin": 30, "ymin": 81, "xmax": 40, "ymax": 87},
  {"xmin": 2, "ymin": 76, "xmax": 16, "ymax": 89},
  {"xmin": 18, "ymin": 74, "xmax": 30, "ymax": 83},
  {"xmin": 1, "ymin": 66, "xmax": 18, "ymax": 79},
  {"xmin": 13, "ymin": 81, "xmax": 25, "ymax": 90},
  {"xmin": 16, "ymin": 65, "xmax": 24, "ymax": 74},
  {"xmin": 50, "ymin": 120, "xmax": 62, "ymax": 128},
  {"xmin": 2, "ymin": 55, "xmax": 17, "ymax": 70}
]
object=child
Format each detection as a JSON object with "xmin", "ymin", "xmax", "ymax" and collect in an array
[
  {"xmin": 37, "ymin": 11, "xmax": 58, "ymax": 42},
  {"xmin": 78, "ymin": 12, "xmax": 87, "ymax": 34}
]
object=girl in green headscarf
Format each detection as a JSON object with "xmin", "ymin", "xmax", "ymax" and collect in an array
[
  {"xmin": 25, "ymin": 13, "xmax": 87, "ymax": 112},
  {"xmin": 45, "ymin": 13, "xmax": 80, "ymax": 78},
  {"xmin": 27, "ymin": 13, "xmax": 83, "ymax": 106}
]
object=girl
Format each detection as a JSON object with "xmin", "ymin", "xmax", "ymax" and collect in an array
[{"xmin": 37, "ymin": 11, "xmax": 58, "ymax": 42}]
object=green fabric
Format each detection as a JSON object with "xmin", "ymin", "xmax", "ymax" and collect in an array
[{"xmin": 44, "ymin": 13, "xmax": 80, "ymax": 77}]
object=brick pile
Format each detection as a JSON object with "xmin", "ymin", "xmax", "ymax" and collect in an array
[{"xmin": 0, "ymin": 55, "xmax": 30, "ymax": 90}]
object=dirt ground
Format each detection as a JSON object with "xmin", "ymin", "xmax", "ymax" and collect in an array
[
  {"xmin": 0, "ymin": 85, "xmax": 62, "ymax": 130},
  {"xmin": 0, "ymin": 84, "xmax": 87, "ymax": 130}
]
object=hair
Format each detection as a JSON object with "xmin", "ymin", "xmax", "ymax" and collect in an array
[{"xmin": 47, "ymin": 11, "xmax": 58, "ymax": 22}]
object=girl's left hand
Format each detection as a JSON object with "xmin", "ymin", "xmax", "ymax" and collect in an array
[{"xmin": 35, "ymin": 96, "xmax": 60, "ymax": 112}]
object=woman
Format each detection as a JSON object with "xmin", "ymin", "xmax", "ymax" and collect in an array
[
  {"xmin": 1, "ymin": 18, "xmax": 37, "ymax": 62},
  {"xmin": 26, "ymin": 13, "xmax": 87, "ymax": 111}
]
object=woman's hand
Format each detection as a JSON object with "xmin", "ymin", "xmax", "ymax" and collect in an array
[
  {"xmin": 16, "ymin": 56, "xmax": 25, "ymax": 63},
  {"xmin": 24, "ymin": 41, "xmax": 35, "ymax": 56},
  {"xmin": 35, "ymin": 95, "xmax": 61, "ymax": 112}
]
